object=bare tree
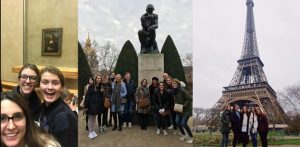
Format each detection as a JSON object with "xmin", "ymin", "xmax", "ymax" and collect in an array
[
  {"xmin": 278, "ymin": 83, "xmax": 300, "ymax": 134},
  {"xmin": 278, "ymin": 83, "xmax": 300, "ymax": 113},
  {"xmin": 93, "ymin": 41, "xmax": 119, "ymax": 75},
  {"xmin": 182, "ymin": 52, "xmax": 193, "ymax": 93}
]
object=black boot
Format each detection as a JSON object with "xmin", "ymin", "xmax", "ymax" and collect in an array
[
  {"xmin": 112, "ymin": 125, "xmax": 117, "ymax": 131},
  {"xmin": 118, "ymin": 126, "xmax": 122, "ymax": 131}
]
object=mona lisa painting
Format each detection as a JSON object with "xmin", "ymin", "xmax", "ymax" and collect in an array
[{"xmin": 42, "ymin": 28, "xmax": 63, "ymax": 56}]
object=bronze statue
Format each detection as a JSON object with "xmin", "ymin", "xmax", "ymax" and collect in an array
[{"xmin": 138, "ymin": 4, "xmax": 159, "ymax": 54}]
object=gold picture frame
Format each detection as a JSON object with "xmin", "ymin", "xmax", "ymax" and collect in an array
[{"xmin": 42, "ymin": 28, "xmax": 63, "ymax": 56}]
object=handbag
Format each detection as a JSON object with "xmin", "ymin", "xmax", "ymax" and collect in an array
[
  {"xmin": 174, "ymin": 103, "xmax": 183, "ymax": 113},
  {"xmin": 138, "ymin": 97, "xmax": 150, "ymax": 108},
  {"xmin": 104, "ymin": 97, "xmax": 111, "ymax": 109},
  {"xmin": 121, "ymin": 98, "xmax": 127, "ymax": 104},
  {"xmin": 173, "ymin": 95, "xmax": 183, "ymax": 113},
  {"xmin": 137, "ymin": 87, "xmax": 150, "ymax": 108}
]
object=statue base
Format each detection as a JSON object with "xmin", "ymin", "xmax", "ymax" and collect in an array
[{"xmin": 138, "ymin": 54, "xmax": 164, "ymax": 84}]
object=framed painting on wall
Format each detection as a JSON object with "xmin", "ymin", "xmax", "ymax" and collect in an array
[{"xmin": 42, "ymin": 28, "xmax": 63, "ymax": 56}]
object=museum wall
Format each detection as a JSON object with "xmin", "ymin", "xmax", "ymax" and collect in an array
[
  {"xmin": 25, "ymin": 0, "xmax": 78, "ymax": 68},
  {"xmin": 25, "ymin": 0, "xmax": 78, "ymax": 89},
  {"xmin": 1, "ymin": 0, "xmax": 24, "ymax": 82}
]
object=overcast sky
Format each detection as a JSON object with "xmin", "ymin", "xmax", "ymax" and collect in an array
[
  {"xmin": 194, "ymin": 0, "xmax": 300, "ymax": 108},
  {"xmin": 78, "ymin": 0, "xmax": 192, "ymax": 56}
]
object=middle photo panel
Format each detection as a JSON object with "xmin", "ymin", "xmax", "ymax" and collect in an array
[{"xmin": 78, "ymin": 0, "xmax": 193, "ymax": 146}]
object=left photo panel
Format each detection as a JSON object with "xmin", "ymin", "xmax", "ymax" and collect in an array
[{"xmin": 1, "ymin": 0, "xmax": 78, "ymax": 147}]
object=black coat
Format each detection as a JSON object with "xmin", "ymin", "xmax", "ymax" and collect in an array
[
  {"xmin": 149, "ymin": 84, "xmax": 159, "ymax": 105},
  {"xmin": 38, "ymin": 98, "xmax": 77, "ymax": 147},
  {"xmin": 124, "ymin": 80, "xmax": 136, "ymax": 101},
  {"xmin": 13, "ymin": 86, "xmax": 41, "ymax": 120},
  {"xmin": 84, "ymin": 85, "xmax": 103, "ymax": 115},
  {"xmin": 230, "ymin": 110, "xmax": 242, "ymax": 133},
  {"xmin": 153, "ymin": 89, "xmax": 171, "ymax": 111}
]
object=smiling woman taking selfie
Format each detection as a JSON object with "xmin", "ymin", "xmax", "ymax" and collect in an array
[
  {"xmin": 1, "ymin": 91, "xmax": 60, "ymax": 147},
  {"xmin": 12, "ymin": 63, "xmax": 41, "ymax": 119},
  {"xmin": 37, "ymin": 66, "xmax": 77, "ymax": 147}
]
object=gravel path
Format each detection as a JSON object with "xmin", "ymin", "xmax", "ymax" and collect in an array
[{"xmin": 78, "ymin": 110, "xmax": 192, "ymax": 147}]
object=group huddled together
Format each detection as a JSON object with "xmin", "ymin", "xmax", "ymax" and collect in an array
[
  {"xmin": 1, "ymin": 63, "xmax": 78, "ymax": 147},
  {"xmin": 81, "ymin": 72, "xmax": 194, "ymax": 144},
  {"xmin": 220, "ymin": 104, "xmax": 269, "ymax": 147}
]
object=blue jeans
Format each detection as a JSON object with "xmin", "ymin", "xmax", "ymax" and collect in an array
[
  {"xmin": 123, "ymin": 100, "xmax": 134, "ymax": 123},
  {"xmin": 251, "ymin": 132, "xmax": 258, "ymax": 147},
  {"xmin": 221, "ymin": 132, "xmax": 229, "ymax": 147},
  {"xmin": 175, "ymin": 114, "xmax": 193, "ymax": 137}
]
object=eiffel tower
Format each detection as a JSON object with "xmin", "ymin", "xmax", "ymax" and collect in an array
[{"xmin": 206, "ymin": 0, "xmax": 286, "ymax": 127}]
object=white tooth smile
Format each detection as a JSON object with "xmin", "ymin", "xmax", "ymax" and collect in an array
[{"xmin": 6, "ymin": 133, "xmax": 17, "ymax": 137}]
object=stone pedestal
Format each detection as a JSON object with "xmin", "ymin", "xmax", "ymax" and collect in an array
[{"xmin": 138, "ymin": 54, "xmax": 164, "ymax": 84}]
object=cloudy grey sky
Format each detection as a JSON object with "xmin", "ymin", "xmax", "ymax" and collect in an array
[
  {"xmin": 194, "ymin": 0, "xmax": 300, "ymax": 108},
  {"xmin": 78, "ymin": 0, "xmax": 192, "ymax": 56}
]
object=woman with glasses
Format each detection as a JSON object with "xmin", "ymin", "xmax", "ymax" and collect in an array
[
  {"xmin": 12, "ymin": 63, "xmax": 41, "ymax": 119},
  {"xmin": 1, "ymin": 91, "xmax": 61, "ymax": 147},
  {"xmin": 37, "ymin": 66, "xmax": 77, "ymax": 147}
]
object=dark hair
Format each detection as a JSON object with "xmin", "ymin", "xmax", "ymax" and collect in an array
[
  {"xmin": 18, "ymin": 63, "xmax": 39, "ymax": 79},
  {"xmin": 140, "ymin": 79, "xmax": 148, "ymax": 86},
  {"xmin": 39, "ymin": 66, "xmax": 65, "ymax": 87},
  {"xmin": 87, "ymin": 77, "xmax": 94, "ymax": 84},
  {"xmin": 1, "ymin": 92, "xmax": 46, "ymax": 147},
  {"xmin": 124, "ymin": 72, "xmax": 130, "ymax": 76},
  {"xmin": 152, "ymin": 77, "xmax": 159, "ymax": 81}
]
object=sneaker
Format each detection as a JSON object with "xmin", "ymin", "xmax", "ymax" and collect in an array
[
  {"xmin": 168, "ymin": 125, "xmax": 173, "ymax": 130},
  {"xmin": 88, "ymin": 132, "xmax": 95, "ymax": 139},
  {"xmin": 173, "ymin": 130, "xmax": 178, "ymax": 135},
  {"xmin": 103, "ymin": 126, "xmax": 108, "ymax": 131},
  {"xmin": 186, "ymin": 137, "xmax": 193, "ymax": 144},
  {"xmin": 179, "ymin": 135, "xmax": 186, "ymax": 141},
  {"xmin": 92, "ymin": 131, "xmax": 97, "ymax": 137},
  {"xmin": 156, "ymin": 129, "xmax": 161, "ymax": 135},
  {"xmin": 163, "ymin": 130, "xmax": 168, "ymax": 136},
  {"xmin": 128, "ymin": 122, "xmax": 132, "ymax": 128},
  {"xmin": 99, "ymin": 127, "xmax": 105, "ymax": 134},
  {"xmin": 122, "ymin": 122, "xmax": 127, "ymax": 128}
]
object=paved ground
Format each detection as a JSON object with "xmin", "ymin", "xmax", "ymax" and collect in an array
[{"xmin": 78, "ymin": 110, "xmax": 192, "ymax": 147}]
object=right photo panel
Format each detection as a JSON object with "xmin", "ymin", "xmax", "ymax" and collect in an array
[{"xmin": 193, "ymin": 0, "xmax": 300, "ymax": 147}]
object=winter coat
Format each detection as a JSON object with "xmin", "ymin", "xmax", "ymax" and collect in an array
[
  {"xmin": 101, "ymin": 82, "xmax": 112, "ymax": 98},
  {"xmin": 230, "ymin": 110, "xmax": 242, "ymax": 133},
  {"xmin": 13, "ymin": 86, "xmax": 41, "ymax": 120},
  {"xmin": 136, "ymin": 86, "xmax": 151, "ymax": 114},
  {"xmin": 248, "ymin": 112, "xmax": 258, "ymax": 135},
  {"xmin": 257, "ymin": 113, "xmax": 269, "ymax": 133},
  {"xmin": 124, "ymin": 80, "xmax": 136, "ymax": 101},
  {"xmin": 153, "ymin": 89, "xmax": 171, "ymax": 111},
  {"xmin": 241, "ymin": 112, "xmax": 250, "ymax": 133},
  {"xmin": 38, "ymin": 98, "xmax": 77, "ymax": 147},
  {"xmin": 84, "ymin": 85, "xmax": 103, "ymax": 115},
  {"xmin": 111, "ymin": 82, "xmax": 127, "ymax": 112},
  {"xmin": 173, "ymin": 88, "xmax": 192, "ymax": 117},
  {"xmin": 220, "ymin": 110, "xmax": 231, "ymax": 133}
]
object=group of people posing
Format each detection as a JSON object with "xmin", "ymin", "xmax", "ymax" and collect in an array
[
  {"xmin": 1, "ymin": 63, "xmax": 78, "ymax": 147},
  {"xmin": 220, "ymin": 104, "xmax": 269, "ymax": 147},
  {"xmin": 81, "ymin": 72, "xmax": 194, "ymax": 144}
]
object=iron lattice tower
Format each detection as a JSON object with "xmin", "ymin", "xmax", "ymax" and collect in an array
[{"xmin": 206, "ymin": 0, "xmax": 286, "ymax": 127}]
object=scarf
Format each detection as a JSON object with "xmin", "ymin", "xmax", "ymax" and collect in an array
[{"xmin": 112, "ymin": 82, "xmax": 122, "ymax": 105}]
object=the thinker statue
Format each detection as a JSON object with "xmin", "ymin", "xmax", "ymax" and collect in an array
[{"xmin": 138, "ymin": 4, "xmax": 159, "ymax": 54}]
